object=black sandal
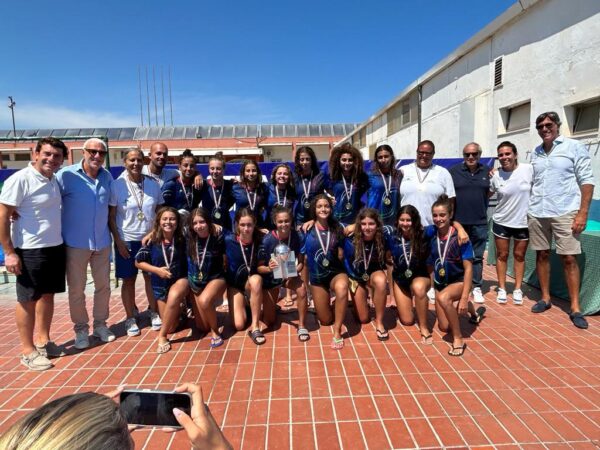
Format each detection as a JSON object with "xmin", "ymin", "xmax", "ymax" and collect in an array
[
  {"xmin": 249, "ymin": 329, "xmax": 266, "ymax": 345},
  {"xmin": 469, "ymin": 306, "xmax": 486, "ymax": 324},
  {"xmin": 376, "ymin": 329, "xmax": 389, "ymax": 341},
  {"xmin": 448, "ymin": 343, "xmax": 466, "ymax": 357}
]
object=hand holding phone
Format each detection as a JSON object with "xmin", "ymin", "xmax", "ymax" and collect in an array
[{"xmin": 119, "ymin": 389, "xmax": 191, "ymax": 428}]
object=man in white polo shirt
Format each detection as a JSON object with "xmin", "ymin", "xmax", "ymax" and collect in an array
[{"xmin": 0, "ymin": 137, "xmax": 68, "ymax": 370}]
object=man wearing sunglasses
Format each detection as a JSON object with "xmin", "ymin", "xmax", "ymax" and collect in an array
[
  {"xmin": 528, "ymin": 111, "xmax": 595, "ymax": 329},
  {"xmin": 450, "ymin": 143, "xmax": 491, "ymax": 304},
  {"xmin": 56, "ymin": 138, "xmax": 116, "ymax": 348}
]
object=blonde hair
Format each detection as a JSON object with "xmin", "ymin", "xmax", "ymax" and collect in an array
[{"xmin": 0, "ymin": 392, "xmax": 133, "ymax": 450}]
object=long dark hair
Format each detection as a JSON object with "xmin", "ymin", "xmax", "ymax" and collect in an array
[
  {"xmin": 238, "ymin": 159, "xmax": 263, "ymax": 189},
  {"xmin": 309, "ymin": 194, "xmax": 343, "ymax": 236},
  {"xmin": 329, "ymin": 142, "xmax": 364, "ymax": 181},
  {"xmin": 187, "ymin": 207, "xmax": 218, "ymax": 262},
  {"xmin": 353, "ymin": 208, "xmax": 385, "ymax": 266},
  {"xmin": 294, "ymin": 146, "xmax": 320, "ymax": 176},
  {"xmin": 150, "ymin": 207, "xmax": 184, "ymax": 245},
  {"xmin": 372, "ymin": 144, "xmax": 400, "ymax": 179},
  {"xmin": 233, "ymin": 207, "xmax": 263, "ymax": 243},
  {"xmin": 270, "ymin": 205, "xmax": 294, "ymax": 228},
  {"xmin": 396, "ymin": 205, "xmax": 428, "ymax": 262},
  {"xmin": 269, "ymin": 163, "xmax": 295, "ymax": 193}
]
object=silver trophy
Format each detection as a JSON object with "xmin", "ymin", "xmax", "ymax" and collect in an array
[{"xmin": 272, "ymin": 243, "xmax": 298, "ymax": 279}]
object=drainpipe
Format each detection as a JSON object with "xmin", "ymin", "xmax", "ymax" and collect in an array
[{"xmin": 417, "ymin": 84, "xmax": 423, "ymax": 144}]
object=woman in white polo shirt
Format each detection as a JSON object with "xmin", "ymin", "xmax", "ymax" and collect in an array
[
  {"xmin": 109, "ymin": 149, "xmax": 164, "ymax": 336},
  {"xmin": 489, "ymin": 141, "xmax": 533, "ymax": 305}
]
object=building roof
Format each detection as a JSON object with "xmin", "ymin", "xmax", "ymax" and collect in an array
[{"xmin": 0, "ymin": 123, "xmax": 358, "ymax": 141}]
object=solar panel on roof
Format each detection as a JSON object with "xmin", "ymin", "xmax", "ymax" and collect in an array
[
  {"xmin": 37, "ymin": 129, "xmax": 53, "ymax": 137},
  {"xmin": 284, "ymin": 125, "xmax": 296, "ymax": 136},
  {"xmin": 222, "ymin": 126, "xmax": 233, "ymax": 138},
  {"xmin": 344, "ymin": 124, "xmax": 356, "ymax": 135},
  {"xmin": 260, "ymin": 125, "xmax": 272, "ymax": 137},
  {"xmin": 185, "ymin": 127, "xmax": 198, "ymax": 139},
  {"xmin": 64, "ymin": 129, "xmax": 81, "ymax": 137},
  {"xmin": 22, "ymin": 129, "xmax": 38, "ymax": 138},
  {"xmin": 51, "ymin": 129, "xmax": 68, "ymax": 137},
  {"xmin": 145, "ymin": 127, "xmax": 161, "ymax": 139},
  {"xmin": 133, "ymin": 128, "xmax": 149, "ymax": 140},
  {"xmin": 79, "ymin": 128, "xmax": 95, "ymax": 136},
  {"xmin": 309, "ymin": 124, "xmax": 320, "ymax": 136},
  {"xmin": 119, "ymin": 128, "xmax": 136, "ymax": 140},
  {"xmin": 247, "ymin": 125, "xmax": 258, "ymax": 137},
  {"xmin": 272, "ymin": 125, "xmax": 284, "ymax": 137},
  {"xmin": 106, "ymin": 129, "xmax": 121, "ymax": 139},
  {"xmin": 321, "ymin": 124, "xmax": 333, "ymax": 135},
  {"xmin": 208, "ymin": 127, "xmax": 222, "ymax": 138},
  {"xmin": 172, "ymin": 127, "xmax": 185, "ymax": 139},
  {"xmin": 296, "ymin": 124, "xmax": 308, "ymax": 136},
  {"xmin": 197, "ymin": 126, "xmax": 209, "ymax": 138},
  {"xmin": 6, "ymin": 130, "xmax": 24, "ymax": 138},
  {"xmin": 333, "ymin": 124, "xmax": 344, "ymax": 135},
  {"xmin": 93, "ymin": 128, "xmax": 108, "ymax": 137},
  {"xmin": 158, "ymin": 127, "xmax": 174, "ymax": 139},
  {"xmin": 233, "ymin": 125, "xmax": 247, "ymax": 138}
]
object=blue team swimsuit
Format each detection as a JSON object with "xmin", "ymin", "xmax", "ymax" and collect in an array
[
  {"xmin": 301, "ymin": 225, "xmax": 345, "ymax": 288},
  {"xmin": 258, "ymin": 230, "xmax": 302, "ymax": 289},
  {"xmin": 224, "ymin": 231, "xmax": 260, "ymax": 292},
  {"xmin": 187, "ymin": 232, "xmax": 225, "ymax": 293},
  {"xmin": 231, "ymin": 182, "xmax": 269, "ymax": 228},
  {"xmin": 293, "ymin": 171, "xmax": 329, "ymax": 225},
  {"xmin": 426, "ymin": 226, "xmax": 474, "ymax": 290},
  {"xmin": 162, "ymin": 177, "xmax": 201, "ymax": 212},
  {"xmin": 342, "ymin": 237, "xmax": 387, "ymax": 285},
  {"xmin": 366, "ymin": 170, "xmax": 402, "ymax": 227},
  {"xmin": 199, "ymin": 179, "xmax": 235, "ymax": 230},
  {"xmin": 135, "ymin": 240, "xmax": 188, "ymax": 300},
  {"xmin": 385, "ymin": 227, "xmax": 433, "ymax": 288},
  {"xmin": 265, "ymin": 184, "xmax": 296, "ymax": 229},
  {"xmin": 329, "ymin": 173, "xmax": 368, "ymax": 226}
]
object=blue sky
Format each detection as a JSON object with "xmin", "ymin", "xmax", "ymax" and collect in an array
[{"xmin": 0, "ymin": 0, "xmax": 515, "ymax": 130}]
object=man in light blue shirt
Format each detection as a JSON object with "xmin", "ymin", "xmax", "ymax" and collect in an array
[
  {"xmin": 527, "ymin": 111, "xmax": 595, "ymax": 329},
  {"xmin": 56, "ymin": 138, "xmax": 116, "ymax": 348}
]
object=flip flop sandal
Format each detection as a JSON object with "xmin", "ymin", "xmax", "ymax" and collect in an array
[
  {"xmin": 297, "ymin": 328, "xmax": 310, "ymax": 342},
  {"xmin": 376, "ymin": 329, "xmax": 389, "ymax": 341},
  {"xmin": 331, "ymin": 337, "xmax": 344, "ymax": 350},
  {"xmin": 448, "ymin": 343, "xmax": 466, "ymax": 357},
  {"xmin": 420, "ymin": 333, "xmax": 433, "ymax": 345},
  {"xmin": 249, "ymin": 329, "xmax": 266, "ymax": 346},
  {"xmin": 210, "ymin": 335, "xmax": 224, "ymax": 348},
  {"xmin": 283, "ymin": 297, "xmax": 294, "ymax": 307},
  {"xmin": 157, "ymin": 340, "xmax": 171, "ymax": 354}
]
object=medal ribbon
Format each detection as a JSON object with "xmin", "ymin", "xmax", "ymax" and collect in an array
[
  {"xmin": 341, "ymin": 175, "xmax": 354, "ymax": 204},
  {"xmin": 401, "ymin": 235, "xmax": 413, "ymax": 269},
  {"xmin": 126, "ymin": 176, "xmax": 145, "ymax": 216},
  {"xmin": 379, "ymin": 171, "xmax": 391, "ymax": 199},
  {"xmin": 436, "ymin": 226, "xmax": 454, "ymax": 273},
  {"xmin": 245, "ymin": 187, "xmax": 257, "ymax": 211},
  {"xmin": 315, "ymin": 227, "xmax": 331, "ymax": 260},
  {"xmin": 362, "ymin": 241, "xmax": 374, "ymax": 274},
  {"xmin": 179, "ymin": 178, "xmax": 193, "ymax": 209},
  {"xmin": 301, "ymin": 173, "xmax": 312, "ymax": 206},
  {"xmin": 196, "ymin": 236, "xmax": 210, "ymax": 273},
  {"xmin": 238, "ymin": 239, "xmax": 255, "ymax": 273},
  {"xmin": 161, "ymin": 241, "xmax": 175, "ymax": 269},
  {"xmin": 415, "ymin": 163, "xmax": 432, "ymax": 185}
]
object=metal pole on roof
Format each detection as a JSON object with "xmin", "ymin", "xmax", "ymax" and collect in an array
[
  {"xmin": 145, "ymin": 66, "xmax": 151, "ymax": 127},
  {"xmin": 161, "ymin": 66, "xmax": 166, "ymax": 127},
  {"xmin": 168, "ymin": 66, "xmax": 173, "ymax": 126},
  {"xmin": 7, "ymin": 97, "xmax": 16, "ymax": 142},
  {"xmin": 152, "ymin": 66, "xmax": 158, "ymax": 126},
  {"xmin": 138, "ymin": 66, "xmax": 144, "ymax": 127}
]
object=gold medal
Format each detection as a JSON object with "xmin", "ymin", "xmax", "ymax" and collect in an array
[
  {"xmin": 383, "ymin": 196, "xmax": 391, "ymax": 206},
  {"xmin": 198, "ymin": 271, "xmax": 204, "ymax": 281},
  {"xmin": 362, "ymin": 273, "xmax": 369, "ymax": 282},
  {"xmin": 137, "ymin": 211, "xmax": 145, "ymax": 221},
  {"xmin": 438, "ymin": 268, "xmax": 446, "ymax": 277}
]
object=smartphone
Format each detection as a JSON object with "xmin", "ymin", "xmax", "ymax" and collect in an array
[{"xmin": 119, "ymin": 389, "xmax": 192, "ymax": 427}]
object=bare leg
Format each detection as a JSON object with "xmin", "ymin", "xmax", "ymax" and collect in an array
[
  {"xmin": 512, "ymin": 240, "xmax": 529, "ymax": 290},
  {"xmin": 228, "ymin": 287, "xmax": 248, "ymax": 332},
  {"xmin": 436, "ymin": 283, "xmax": 466, "ymax": 349},
  {"xmin": 310, "ymin": 284, "xmax": 334, "ymax": 326},
  {"xmin": 262, "ymin": 288, "xmax": 279, "ymax": 328},
  {"xmin": 35, "ymin": 294, "xmax": 54, "ymax": 344},
  {"xmin": 411, "ymin": 277, "xmax": 431, "ymax": 342},
  {"xmin": 350, "ymin": 283, "xmax": 370, "ymax": 324},
  {"xmin": 121, "ymin": 276, "xmax": 137, "ymax": 318},
  {"xmin": 157, "ymin": 279, "xmax": 188, "ymax": 345},
  {"xmin": 561, "ymin": 255, "xmax": 581, "ymax": 313},
  {"xmin": 495, "ymin": 237, "xmax": 510, "ymax": 290},
  {"xmin": 16, "ymin": 301, "xmax": 37, "ymax": 354},
  {"xmin": 143, "ymin": 273, "xmax": 158, "ymax": 313},
  {"xmin": 287, "ymin": 277, "xmax": 307, "ymax": 329},
  {"xmin": 196, "ymin": 279, "xmax": 227, "ymax": 338},
  {"xmin": 247, "ymin": 274, "xmax": 264, "ymax": 331},
  {"xmin": 535, "ymin": 250, "xmax": 551, "ymax": 302},
  {"xmin": 369, "ymin": 271, "xmax": 387, "ymax": 332},
  {"xmin": 330, "ymin": 273, "xmax": 349, "ymax": 340}
]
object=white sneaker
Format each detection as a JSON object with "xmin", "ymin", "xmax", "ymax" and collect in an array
[
  {"xmin": 93, "ymin": 325, "xmax": 116, "ymax": 343},
  {"xmin": 496, "ymin": 288, "xmax": 507, "ymax": 304},
  {"xmin": 472, "ymin": 287, "xmax": 485, "ymax": 304},
  {"xmin": 74, "ymin": 330, "xmax": 90, "ymax": 349},
  {"xmin": 512, "ymin": 289, "xmax": 524, "ymax": 305},
  {"xmin": 21, "ymin": 350, "xmax": 53, "ymax": 371},
  {"xmin": 125, "ymin": 318, "xmax": 140, "ymax": 337},
  {"xmin": 427, "ymin": 287, "xmax": 436, "ymax": 304},
  {"xmin": 150, "ymin": 311, "xmax": 162, "ymax": 331}
]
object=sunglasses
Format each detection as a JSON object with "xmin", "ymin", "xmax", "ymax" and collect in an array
[
  {"xmin": 463, "ymin": 152, "xmax": 479, "ymax": 158},
  {"xmin": 416, "ymin": 151, "xmax": 434, "ymax": 157},
  {"xmin": 536, "ymin": 123, "xmax": 554, "ymax": 130},
  {"xmin": 85, "ymin": 149, "xmax": 108, "ymax": 156}
]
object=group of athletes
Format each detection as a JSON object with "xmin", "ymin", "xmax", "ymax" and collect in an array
[{"xmin": 124, "ymin": 142, "xmax": 497, "ymax": 357}]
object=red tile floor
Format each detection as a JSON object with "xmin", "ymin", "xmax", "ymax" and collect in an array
[{"xmin": 0, "ymin": 260, "xmax": 599, "ymax": 449}]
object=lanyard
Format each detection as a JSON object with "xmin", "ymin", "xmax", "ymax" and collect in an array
[
  {"xmin": 379, "ymin": 171, "xmax": 391, "ymax": 198},
  {"xmin": 315, "ymin": 227, "xmax": 330, "ymax": 257},
  {"xmin": 362, "ymin": 241, "xmax": 374, "ymax": 273},
  {"xmin": 415, "ymin": 163, "xmax": 432, "ymax": 185},
  {"xmin": 238, "ymin": 239, "xmax": 255, "ymax": 272},
  {"xmin": 161, "ymin": 241, "xmax": 174, "ymax": 269},
  {"xmin": 274, "ymin": 230, "xmax": 291, "ymax": 247},
  {"xmin": 342, "ymin": 175, "xmax": 354, "ymax": 202},
  {"xmin": 245, "ymin": 187, "xmax": 257, "ymax": 211},
  {"xmin": 126, "ymin": 176, "xmax": 145, "ymax": 220},
  {"xmin": 401, "ymin": 235, "xmax": 412, "ymax": 267},
  {"xmin": 301, "ymin": 173, "xmax": 312, "ymax": 202},
  {"xmin": 210, "ymin": 180, "xmax": 223, "ymax": 209},
  {"xmin": 196, "ymin": 236, "xmax": 210, "ymax": 271},
  {"xmin": 179, "ymin": 179, "xmax": 193, "ymax": 209},
  {"xmin": 275, "ymin": 187, "xmax": 287, "ymax": 206},
  {"xmin": 436, "ymin": 226, "xmax": 455, "ymax": 268}
]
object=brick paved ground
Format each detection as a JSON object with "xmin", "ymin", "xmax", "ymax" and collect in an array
[{"xmin": 0, "ymin": 261, "xmax": 599, "ymax": 449}]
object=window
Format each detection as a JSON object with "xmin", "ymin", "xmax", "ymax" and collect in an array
[
  {"xmin": 352, "ymin": 128, "xmax": 366, "ymax": 148},
  {"xmin": 493, "ymin": 57, "xmax": 503, "ymax": 88},
  {"xmin": 501, "ymin": 102, "xmax": 530, "ymax": 133},
  {"xmin": 573, "ymin": 100, "xmax": 600, "ymax": 134},
  {"xmin": 13, "ymin": 153, "xmax": 31, "ymax": 161},
  {"xmin": 387, "ymin": 90, "xmax": 418, "ymax": 136}
]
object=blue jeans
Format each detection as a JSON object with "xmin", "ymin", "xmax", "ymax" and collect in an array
[{"xmin": 463, "ymin": 224, "xmax": 488, "ymax": 288}]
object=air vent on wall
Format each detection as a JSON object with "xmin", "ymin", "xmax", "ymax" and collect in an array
[{"xmin": 494, "ymin": 57, "xmax": 503, "ymax": 88}]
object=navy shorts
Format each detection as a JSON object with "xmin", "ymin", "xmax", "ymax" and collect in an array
[
  {"xmin": 492, "ymin": 221, "xmax": 529, "ymax": 241},
  {"xmin": 225, "ymin": 272, "xmax": 250, "ymax": 292},
  {"xmin": 115, "ymin": 241, "xmax": 142, "ymax": 279},
  {"xmin": 16, "ymin": 245, "xmax": 66, "ymax": 302}
]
